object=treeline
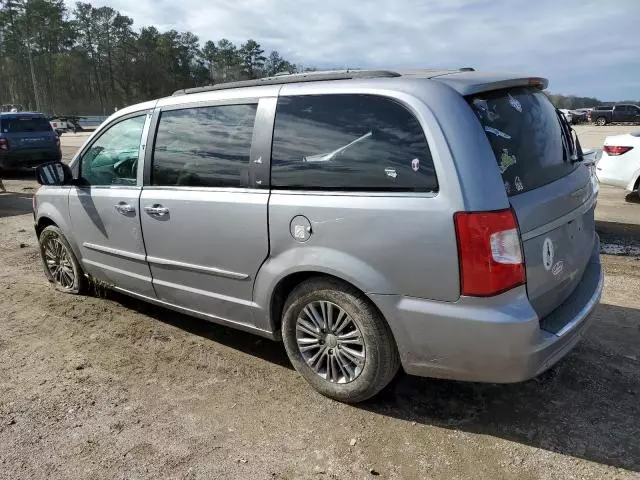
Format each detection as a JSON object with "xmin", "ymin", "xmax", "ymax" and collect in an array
[
  {"xmin": 0, "ymin": 0, "xmax": 301, "ymax": 115},
  {"xmin": 547, "ymin": 93, "xmax": 639, "ymax": 110}
]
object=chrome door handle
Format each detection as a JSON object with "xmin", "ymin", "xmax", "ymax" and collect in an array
[
  {"xmin": 114, "ymin": 202, "xmax": 135, "ymax": 214},
  {"xmin": 144, "ymin": 205, "xmax": 169, "ymax": 216}
]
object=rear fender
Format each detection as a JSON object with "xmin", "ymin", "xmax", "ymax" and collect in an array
[
  {"xmin": 253, "ymin": 246, "xmax": 395, "ymax": 332},
  {"xmin": 625, "ymin": 167, "xmax": 640, "ymax": 192}
]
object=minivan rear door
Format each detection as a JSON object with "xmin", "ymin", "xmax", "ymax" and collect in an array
[
  {"xmin": 0, "ymin": 115, "xmax": 57, "ymax": 151},
  {"xmin": 469, "ymin": 87, "xmax": 596, "ymax": 325}
]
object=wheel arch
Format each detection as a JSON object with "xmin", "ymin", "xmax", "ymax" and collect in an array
[
  {"xmin": 266, "ymin": 271, "xmax": 399, "ymax": 354},
  {"xmin": 35, "ymin": 216, "xmax": 58, "ymax": 238}
]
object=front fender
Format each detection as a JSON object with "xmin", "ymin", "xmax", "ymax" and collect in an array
[{"xmin": 35, "ymin": 187, "xmax": 80, "ymax": 259}]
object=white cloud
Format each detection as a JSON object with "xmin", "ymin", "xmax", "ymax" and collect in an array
[{"xmin": 64, "ymin": 0, "xmax": 640, "ymax": 99}]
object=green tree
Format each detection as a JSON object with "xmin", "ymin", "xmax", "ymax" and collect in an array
[
  {"xmin": 0, "ymin": 0, "xmax": 303, "ymax": 114},
  {"xmin": 239, "ymin": 39, "xmax": 265, "ymax": 79},
  {"xmin": 264, "ymin": 50, "xmax": 296, "ymax": 76}
]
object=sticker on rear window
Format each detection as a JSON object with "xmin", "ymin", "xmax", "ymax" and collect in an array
[
  {"xmin": 484, "ymin": 126, "xmax": 511, "ymax": 140},
  {"xmin": 499, "ymin": 149, "xmax": 517, "ymax": 173},
  {"xmin": 514, "ymin": 176, "xmax": 524, "ymax": 192},
  {"xmin": 384, "ymin": 168, "xmax": 397, "ymax": 179},
  {"xmin": 508, "ymin": 93, "xmax": 522, "ymax": 113},
  {"xmin": 411, "ymin": 158, "xmax": 420, "ymax": 172}
]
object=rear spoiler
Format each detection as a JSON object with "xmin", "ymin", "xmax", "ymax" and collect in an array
[{"xmin": 432, "ymin": 72, "xmax": 548, "ymax": 96}]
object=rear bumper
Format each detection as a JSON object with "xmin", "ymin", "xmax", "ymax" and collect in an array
[
  {"xmin": 596, "ymin": 154, "xmax": 637, "ymax": 190},
  {"xmin": 368, "ymin": 236, "xmax": 603, "ymax": 383},
  {"xmin": 0, "ymin": 150, "xmax": 61, "ymax": 170}
]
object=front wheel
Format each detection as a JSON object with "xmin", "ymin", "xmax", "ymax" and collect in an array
[
  {"xmin": 281, "ymin": 277, "xmax": 400, "ymax": 403},
  {"xmin": 595, "ymin": 117, "xmax": 607, "ymax": 126},
  {"xmin": 38, "ymin": 225, "xmax": 87, "ymax": 294}
]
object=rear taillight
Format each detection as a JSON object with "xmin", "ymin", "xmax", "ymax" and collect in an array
[
  {"xmin": 55, "ymin": 136, "xmax": 60, "ymax": 148},
  {"xmin": 454, "ymin": 209, "xmax": 525, "ymax": 297},
  {"xmin": 0, "ymin": 138, "xmax": 7, "ymax": 151},
  {"xmin": 603, "ymin": 145, "xmax": 633, "ymax": 156}
]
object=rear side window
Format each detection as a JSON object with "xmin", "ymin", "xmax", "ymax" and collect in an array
[
  {"xmin": 1, "ymin": 116, "xmax": 52, "ymax": 133},
  {"xmin": 271, "ymin": 94, "xmax": 437, "ymax": 192},
  {"xmin": 151, "ymin": 104, "xmax": 257, "ymax": 188},
  {"xmin": 469, "ymin": 87, "xmax": 576, "ymax": 196}
]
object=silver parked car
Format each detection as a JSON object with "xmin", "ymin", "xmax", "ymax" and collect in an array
[{"xmin": 33, "ymin": 69, "xmax": 603, "ymax": 402}]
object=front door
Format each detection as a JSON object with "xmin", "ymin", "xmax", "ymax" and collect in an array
[
  {"xmin": 139, "ymin": 101, "xmax": 269, "ymax": 327},
  {"xmin": 68, "ymin": 112, "xmax": 155, "ymax": 297}
]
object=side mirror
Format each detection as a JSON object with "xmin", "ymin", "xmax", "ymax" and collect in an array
[{"xmin": 35, "ymin": 161, "xmax": 74, "ymax": 186}]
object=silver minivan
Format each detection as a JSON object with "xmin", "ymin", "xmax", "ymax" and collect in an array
[{"xmin": 33, "ymin": 69, "xmax": 603, "ymax": 402}]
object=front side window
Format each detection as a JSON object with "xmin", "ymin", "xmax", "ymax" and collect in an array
[
  {"xmin": 151, "ymin": 104, "xmax": 257, "ymax": 188},
  {"xmin": 80, "ymin": 115, "xmax": 146, "ymax": 186},
  {"xmin": 271, "ymin": 94, "xmax": 438, "ymax": 192}
]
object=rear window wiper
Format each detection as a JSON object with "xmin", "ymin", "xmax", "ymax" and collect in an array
[{"xmin": 556, "ymin": 109, "xmax": 583, "ymax": 164}]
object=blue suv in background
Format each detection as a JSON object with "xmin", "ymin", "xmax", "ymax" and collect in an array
[{"xmin": 0, "ymin": 112, "xmax": 61, "ymax": 171}]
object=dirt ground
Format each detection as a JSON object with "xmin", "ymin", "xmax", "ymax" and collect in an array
[{"xmin": 0, "ymin": 134, "xmax": 639, "ymax": 479}]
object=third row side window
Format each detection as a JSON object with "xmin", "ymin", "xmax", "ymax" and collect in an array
[{"xmin": 271, "ymin": 94, "xmax": 438, "ymax": 192}]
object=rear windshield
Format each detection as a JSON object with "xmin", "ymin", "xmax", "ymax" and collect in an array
[
  {"xmin": 469, "ymin": 87, "xmax": 577, "ymax": 196},
  {"xmin": 1, "ymin": 116, "xmax": 52, "ymax": 133}
]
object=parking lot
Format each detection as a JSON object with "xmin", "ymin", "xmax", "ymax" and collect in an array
[{"xmin": 0, "ymin": 127, "xmax": 639, "ymax": 479}]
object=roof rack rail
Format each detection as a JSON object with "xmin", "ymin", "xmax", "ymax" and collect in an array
[{"xmin": 172, "ymin": 69, "xmax": 401, "ymax": 96}]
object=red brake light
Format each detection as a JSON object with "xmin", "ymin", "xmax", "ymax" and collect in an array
[
  {"xmin": 0, "ymin": 138, "xmax": 7, "ymax": 151},
  {"xmin": 454, "ymin": 209, "xmax": 525, "ymax": 297},
  {"xmin": 603, "ymin": 145, "xmax": 633, "ymax": 156}
]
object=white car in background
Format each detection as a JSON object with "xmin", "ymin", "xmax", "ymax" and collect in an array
[
  {"xmin": 596, "ymin": 130, "xmax": 640, "ymax": 196},
  {"xmin": 559, "ymin": 109, "xmax": 573, "ymax": 124}
]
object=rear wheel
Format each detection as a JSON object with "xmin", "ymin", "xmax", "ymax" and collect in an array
[
  {"xmin": 595, "ymin": 117, "xmax": 607, "ymax": 126},
  {"xmin": 38, "ymin": 225, "xmax": 86, "ymax": 294},
  {"xmin": 281, "ymin": 277, "xmax": 400, "ymax": 403}
]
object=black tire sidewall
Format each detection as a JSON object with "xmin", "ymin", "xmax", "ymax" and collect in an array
[
  {"xmin": 38, "ymin": 225, "xmax": 84, "ymax": 294},
  {"xmin": 281, "ymin": 279, "xmax": 398, "ymax": 403}
]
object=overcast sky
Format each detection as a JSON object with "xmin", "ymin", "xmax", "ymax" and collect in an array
[{"xmin": 64, "ymin": 0, "xmax": 640, "ymax": 100}]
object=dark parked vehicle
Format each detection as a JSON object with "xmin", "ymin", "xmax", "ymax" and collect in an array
[
  {"xmin": 591, "ymin": 104, "xmax": 640, "ymax": 126},
  {"xmin": 0, "ymin": 112, "xmax": 61, "ymax": 171}
]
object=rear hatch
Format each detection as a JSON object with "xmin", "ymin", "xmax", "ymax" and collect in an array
[
  {"xmin": 0, "ymin": 115, "xmax": 57, "ymax": 151},
  {"xmin": 469, "ymin": 87, "xmax": 596, "ymax": 326}
]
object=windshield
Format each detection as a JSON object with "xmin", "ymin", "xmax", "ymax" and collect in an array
[
  {"xmin": 1, "ymin": 116, "xmax": 52, "ymax": 133},
  {"xmin": 469, "ymin": 87, "xmax": 577, "ymax": 196}
]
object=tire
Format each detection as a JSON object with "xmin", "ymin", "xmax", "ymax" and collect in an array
[
  {"xmin": 595, "ymin": 117, "xmax": 607, "ymax": 126},
  {"xmin": 281, "ymin": 277, "xmax": 400, "ymax": 403},
  {"xmin": 38, "ymin": 225, "xmax": 87, "ymax": 294}
]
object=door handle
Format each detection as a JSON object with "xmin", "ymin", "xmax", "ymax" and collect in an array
[
  {"xmin": 114, "ymin": 202, "xmax": 135, "ymax": 214},
  {"xmin": 144, "ymin": 204, "xmax": 169, "ymax": 216}
]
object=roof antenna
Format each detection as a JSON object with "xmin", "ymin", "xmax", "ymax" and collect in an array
[{"xmin": 459, "ymin": 67, "xmax": 475, "ymax": 72}]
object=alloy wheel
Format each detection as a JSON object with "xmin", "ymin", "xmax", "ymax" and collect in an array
[
  {"xmin": 43, "ymin": 236, "xmax": 76, "ymax": 289},
  {"xmin": 295, "ymin": 301, "xmax": 366, "ymax": 383}
]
